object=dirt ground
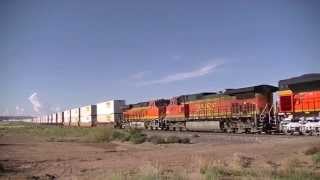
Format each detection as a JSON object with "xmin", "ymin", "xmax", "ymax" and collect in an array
[{"xmin": 1, "ymin": 126, "xmax": 320, "ymax": 179}]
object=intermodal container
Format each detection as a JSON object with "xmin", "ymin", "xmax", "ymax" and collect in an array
[
  {"xmin": 63, "ymin": 110, "xmax": 71, "ymax": 126},
  {"xmin": 70, "ymin": 108, "xmax": 80, "ymax": 126},
  {"xmin": 80, "ymin": 105, "xmax": 97, "ymax": 127},
  {"xmin": 96, "ymin": 100, "xmax": 125, "ymax": 123},
  {"xmin": 57, "ymin": 112, "xmax": 64, "ymax": 124}
]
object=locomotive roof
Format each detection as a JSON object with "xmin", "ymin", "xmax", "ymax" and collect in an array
[
  {"xmin": 279, "ymin": 73, "xmax": 320, "ymax": 89},
  {"xmin": 224, "ymin": 85, "xmax": 278, "ymax": 95},
  {"xmin": 176, "ymin": 92, "xmax": 217, "ymax": 103},
  {"xmin": 129, "ymin": 99, "xmax": 169, "ymax": 108}
]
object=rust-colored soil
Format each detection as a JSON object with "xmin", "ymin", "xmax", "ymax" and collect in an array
[{"xmin": 1, "ymin": 131, "xmax": 319, "ymax": 179}]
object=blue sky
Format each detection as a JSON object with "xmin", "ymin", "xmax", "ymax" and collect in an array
[{"xmin": 1, "ymin": 0, "xmax": 319, "ymax": 116}]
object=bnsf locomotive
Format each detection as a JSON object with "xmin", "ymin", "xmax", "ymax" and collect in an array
[
  {"xmin": 121, "ymin": 85, "xmax": 278, "ymax": 133},
  {"xmin": 121, "ymin": 74, "xmax": 320, "ymax": 134}
]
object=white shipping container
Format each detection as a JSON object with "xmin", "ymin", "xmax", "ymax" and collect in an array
[
  {"xmin": 80, "ymin": 116, "xmax": 97, "ymax": 127},
  {"xmin": 97, "ymin": 114, "xmax": 122, "ymax": 123},
  {"xmin": 70, "ymin": 108, "xmax": 80, "ymax": 126},
  {"xmin": 57, "ymin": 112, "xmax": 64, "ymax": 124},
  {"xmin": 71, "ymin": 108, "xmax": 80, "ymax": 117},
  {"xmin": 46, "ymin": 115, "xmax": 50, "ymax": 124},
  {"xmin": 48, "ymin": 114, "xmax": 52, "ymax": 123},
  {"xmin": 52, "ymin": 113, "xmax": 57, "ymax": 123},
  {"xmin": 80, "ymin": 105, "xmax": 97, "ymax": 117},
  {"xmin": 42, "ymin": 116, "xmax": 46, "ymax": 123},
  {"xmin": 96, "ymin": 100, "xmax": 125, "ymax": 115},
  {"xmin": 64, "ymin": 110, "xmax": 71, "ymax": 126}
]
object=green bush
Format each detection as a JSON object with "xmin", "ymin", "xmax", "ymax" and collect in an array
[
  {"xmin": 111, "ymin": 131, "xmax": 127, "ymax": 141},
  {"xmin": 111, "ymin": 129, "xmax": 146, "ymax": 144},
  {"xmin": 87, "ymin": 128, "xmax": 113, "ymax": 142},
  {"xmin": 312, "ymin": 152, "xmax": 320, "ymax": 167},
  {"xmin": 129, "ymin": 132, "xmax": 147, "ymax": 144}
]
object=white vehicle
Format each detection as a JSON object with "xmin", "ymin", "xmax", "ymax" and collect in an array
[
  {"xmin": 279, "ymin": 115, "xmax": 294, "ymax": 133},
  {"xmin": 300, "ymin": 117, "xmax": 320, "ymax": 135},
  {"xmin": 279, "ymin": 120, "xmax": 291, "ymax": 132},
  {"xmin": 281, "ymin": 121, "xmax": 302, "ymax": 135}
]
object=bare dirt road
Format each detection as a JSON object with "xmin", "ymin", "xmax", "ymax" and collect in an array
[{"xmin": 1, "ymin": 124, "xmax": 320, "ymax": 179}]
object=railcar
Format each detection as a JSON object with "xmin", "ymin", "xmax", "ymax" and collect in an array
[
  {"xmin": 167, "ymin": 85, "xmax": 277, "ymax": 133},
  {"xmin": 128, "ymin": 85, "xmax": 278, "ymax": 133},
  {"xmin": 122, "ymin": 99, "xmax": 169, "ymax": 129},
  {"xmin": 278, "ymin": 74, "xmax": 320, "ymax": 135}
]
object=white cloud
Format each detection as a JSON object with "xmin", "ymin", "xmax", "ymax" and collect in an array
[
  {"xmin": 137, "ymin": 61, "xmax": 223, "ymax": 86},
  {"xmin": 28, "ymin": 92, "xmax": 42, "ymax": 113}
]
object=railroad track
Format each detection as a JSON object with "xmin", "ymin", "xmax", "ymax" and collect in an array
[{"xmin": 141, "ymin": 129, "xmax": 309, "ymax": 139}]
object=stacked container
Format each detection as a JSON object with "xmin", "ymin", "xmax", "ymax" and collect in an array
[
  {"xmin": 46, "ymin": 115, "xmax": 50, "ymax": 124},
  {"xmin": 48, "ymin": 114, "xmax": 52, "ymax": 124},
  {"xmin": 57, "ymin": 112, "xmax": 64, "ymax": 125},
  {"xmin": 70, "ymin": 108, "xmax": 80, "ymax": 126},
  {"xmin": 64, "ymin": 110, "xmax": 71, "ymax": 126},
  {"xmin": 52, "ymin": 113, "xmax": 57, "ymax": 124},
  {"xmin": 41, "ymin": 116, "xmax": 45, "ymax": 124},
  {"xmin": 80, "ymin": 105, "xmax": 97, "ymax": 127},
  {"xmin": 96, "ymin": 100, "xmax": 125, "ymax": 124}
]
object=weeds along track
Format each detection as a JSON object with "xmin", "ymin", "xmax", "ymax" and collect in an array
[{"xmin": 33, "ymin": 124, "xmax": 311, "ymax": 139}]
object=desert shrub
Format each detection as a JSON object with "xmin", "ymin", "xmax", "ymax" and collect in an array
[
  {"xmin": 232, "ymin": 153, "xmax": 254, "ymax": 169},
  {"xmin": 148, "ymin": 135, "xmax": 166, "ymax": 144},
  {"xmin": 179, "ymin": 137, "xmax": 190, "ymax": 144},
  {"xmin": 166, "ymin": 136, "xmax": 181, "ymax": 144},
  {"xmin": 111, "ymin": 131, "xmax": 128, "ymax": 141},
  {"xmin": 146, "ymin": 135, "xmax": 190, "ymax": 144},
  {"xmin": 273, "ymin": 168, "xmax": 319, "ymax": 180},
  {"xmin": 129, "ymin": 132, "xmax": 147, "ymax": 144},
  {"xmin": 312, "ymin": 152, "xmax": 320, "ymax": 167},
  {"xmin": 200, "ymin": 166, "xmax": 238, "ymax": 180},
  {"xmin": 166, "ymin": 136, "xmax": 190, "ymax": 144},
  {"xmin": 305, "ymin": 145, "xmax": 320, "ymax": 155},
  {"xmin": 95, "ymin": 129, "xmax": 113, "ymax": 142}
]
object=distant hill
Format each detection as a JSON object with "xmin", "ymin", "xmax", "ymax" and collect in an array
[{"xmin": 0, "ymin": 116, "xmax": 34, "ymax": 121}]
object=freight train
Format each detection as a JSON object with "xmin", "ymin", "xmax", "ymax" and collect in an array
[{"xmin": 32, "ymin": 73, "xmax": 320, "ymax": 135}]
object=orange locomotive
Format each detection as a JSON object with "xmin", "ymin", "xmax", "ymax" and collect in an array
[
  {"xmin": 278, "ymin": 74, "xmax": 320, "ymax": 120},
  {"xmin": 123, "ymin": 85, "xmax": 278, "ymax": 133},
  {"xmin": 162, "ymin": 85, "xmax": 278, "ymax": 133},
  {"xmin": 122, "ymin": 99, "xmax": 169, "ymax": 129}
]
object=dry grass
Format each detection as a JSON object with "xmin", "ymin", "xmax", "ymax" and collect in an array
[
  {"xmin": 0, "ymin": 122, "xmax": 148, "ymax": 144},
  {"xmin": 305, "ymin": 145, "xmax": 320, "ymax": 155}
]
